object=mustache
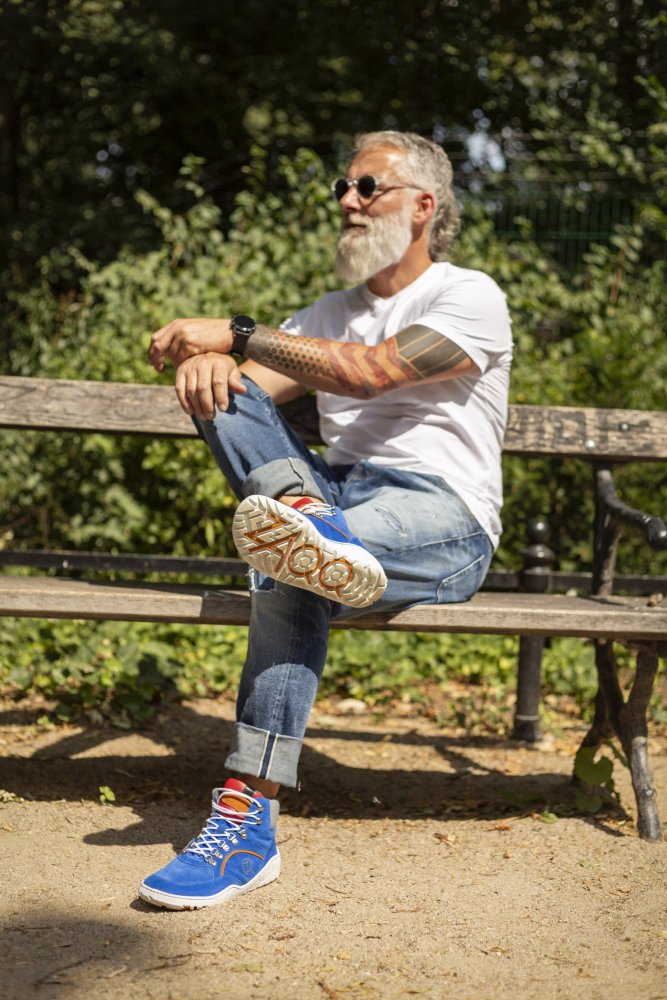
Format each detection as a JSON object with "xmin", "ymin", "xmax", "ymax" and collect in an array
[{"xmin": 341, "ymin": 213, "xmax": 371, "ymax": 231}]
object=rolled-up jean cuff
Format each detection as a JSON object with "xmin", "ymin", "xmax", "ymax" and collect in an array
[
  {"xmin": 225, "ymin": 721, "xmax": 303, "ymax": 787},
  {"xmin": 241, "ymin": 457, "xmax": 323, "ymax": 500}
]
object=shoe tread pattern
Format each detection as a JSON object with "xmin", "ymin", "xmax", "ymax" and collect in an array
[{"xmin": 233, "ymin": 495, "xmax": 386, "ymax": 608}]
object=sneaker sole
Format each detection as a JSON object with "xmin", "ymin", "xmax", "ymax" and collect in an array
[
  {"xmin": 232, "ymin": 495, "xmax": 387, "ymax": 608},
  {"xmin": 138, "ymin": 851, "xmax": 281, "ymax": 910}
]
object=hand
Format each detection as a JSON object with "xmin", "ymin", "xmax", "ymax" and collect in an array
[
  {"xmin": 148, "ymin": 317, "xmax": 233, "ymax": 372},
  {"xmin": 174, "ymin": 353, "xmax": 247, "ymax": 419}
]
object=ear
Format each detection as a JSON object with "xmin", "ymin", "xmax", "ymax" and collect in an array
[{"xmin": 412, "ymin": 190, "xmax": 436, "ymax": 224}]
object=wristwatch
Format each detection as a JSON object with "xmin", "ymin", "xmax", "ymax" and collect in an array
[{"xmin": 230, "ymin": 314, "xmax": 257, "ymax": 356}]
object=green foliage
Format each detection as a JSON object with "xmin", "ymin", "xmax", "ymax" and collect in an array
[
  {"xmin": 99, "ymin": 785, "xmax": 116, "ymax": 804},
  {"xmin": 3, "ymin": 0, "xmax": 663, "ymax": 289},
  {"xmin": 0, "ymin": 615, "xmax": 251, "ymax": 724},
  {"xmin": 573, "ymin": 745, "xmax": 620, "ymax": 814},
  {"xmin": 0, "ymin": 611, "xmax": 602, "ymax": 726}
]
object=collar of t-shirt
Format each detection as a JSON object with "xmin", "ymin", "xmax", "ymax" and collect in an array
[{"xmin": 357, "ymin": 261, "xmax": 443, "ymax": 313}]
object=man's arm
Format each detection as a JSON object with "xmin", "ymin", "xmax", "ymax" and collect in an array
[
  {"xmin": 244, "ymin": 322, "xmax": 477, "ymax": 399},
  {"xmin": 172, "ymin": 354, "xmax": 306, "ymax": 420},
  {"xmin": 149, "ymin": 316, "xmax": 476, "ymax": 418},
  {"xmin": 148, "ymin": 319, "xmax": 305, "ymax": 419}
]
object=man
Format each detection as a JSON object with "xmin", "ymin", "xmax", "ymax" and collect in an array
[{"xmin": 139, "ymin": 130, "xmax": 512, "ymax": 910}]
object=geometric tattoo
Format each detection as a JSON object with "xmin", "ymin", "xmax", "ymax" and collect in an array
[
  {"xmin": 246, "ymin": 322, "xmax": 471, "ymax": 399},
  {"xmin": 391, "ymin": 325, "xmax": 470, "ymax": 378}
]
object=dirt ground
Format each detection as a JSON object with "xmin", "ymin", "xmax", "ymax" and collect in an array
[{"xmin": 1, "ymin": 692, "xmax": 666, "ymax": 1000}]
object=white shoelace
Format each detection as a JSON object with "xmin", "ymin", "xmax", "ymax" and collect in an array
[
  {"xmin": 184, "ymin": 788, "xmax": 261, "ymax": 859},
  {"xmin": 297, "ymin": 502, "xmax": 337, "ymax": 518}
]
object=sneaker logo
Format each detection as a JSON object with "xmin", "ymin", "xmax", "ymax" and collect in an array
[
  {"xmin": 242, "ymin": 515, "xmax": 354, "ymax": 596},
  {"xmin": 219, "ymin": 848, "xmax": 264, "ymax": 876}
]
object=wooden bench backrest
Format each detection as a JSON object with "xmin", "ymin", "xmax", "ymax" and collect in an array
[{"xmin": 1, "ymin": 375, "xmax": 666, "ymax": 462}]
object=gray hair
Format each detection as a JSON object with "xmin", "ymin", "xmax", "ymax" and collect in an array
[{"xmin": 352, "ymin": 130, "xmax": 460, "ymax": 260}]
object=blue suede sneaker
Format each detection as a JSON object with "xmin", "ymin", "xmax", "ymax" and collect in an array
[
  {"xmin": 233, "ymin": 495, "xmax": 388, "ymax": 608},
  {"xmin": 138, "ymin": 779, "xmax": 280, "ymax": 910}
]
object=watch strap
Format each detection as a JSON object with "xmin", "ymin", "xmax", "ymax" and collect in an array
[
  {"xmin": 230, "ymin": 314, "xmax": 256, "ymax": 357},
  {"xmin": 231, "ymin": 329, "xmax": 252, "ymax": 356}
]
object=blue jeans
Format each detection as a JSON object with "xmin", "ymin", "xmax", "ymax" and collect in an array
[{"xmin": 195, "ymin": 376, "xmax": 493, "ymax": 787}]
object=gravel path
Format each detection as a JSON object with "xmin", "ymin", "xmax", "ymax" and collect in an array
[{"xmin": 1, "ymin": 695, "xmax": 666, "ymax": 999}]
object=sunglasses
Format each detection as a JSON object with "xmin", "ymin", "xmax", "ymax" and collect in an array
[{"xmin": 330, "ymin": 174, "xmax": 425, "ymax": 202}]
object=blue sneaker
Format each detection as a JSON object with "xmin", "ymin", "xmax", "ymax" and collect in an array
[
  {"xmin": 138, "ymin": 779, "xmax": 280, "ymax": 910},
  {"xmin": 233, "ymin": 495, "xmax": 387, "ymax": 608}
]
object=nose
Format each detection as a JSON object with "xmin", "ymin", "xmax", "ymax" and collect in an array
[{"xmin": 338, "ymin": 182, "xmax": 363, "ymax": 212}]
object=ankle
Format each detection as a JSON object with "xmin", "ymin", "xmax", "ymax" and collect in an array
[
  {"xmin": 237, "ymin": 773, "xmax": 280, "ymax": 799},
  {"xmin": 277, "ymin": 495, "xmax": 321, "ymax": 508}
]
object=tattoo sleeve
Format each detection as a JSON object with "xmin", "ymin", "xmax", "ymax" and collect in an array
[
  {"xmin": 245, "ymin": 323, "xmax": 472, "ymax": 399},
  {"xmin": 389, "ymin": 325, "xmax": 471, "ymax": 378}
]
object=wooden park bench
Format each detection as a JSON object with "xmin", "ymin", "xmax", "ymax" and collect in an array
[{"xmin": 0, "ymin": 375, "xmax": 665, "ymax": 840}]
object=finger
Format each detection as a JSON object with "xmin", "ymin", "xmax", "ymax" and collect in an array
[
  {"xmin": 193, "ymin": 363, "xmax": 216, "ymax": 421},
  {"xmin": 174, "ymin": 364, "xmax": 193, "ymax": 414},
  {"xmin": 185, "ymin": 364, "xmax": 206, "ymax": 419},
  {"xmin": 227, "ymin": 367, "xmax": 248, "ymax": 395},
  {"xmin": 211, "ymin": 363, "xmax": 231, "ymax": 412},
  {"xmin": 148, "ymin": 324, "xmax": 175, "ymax": 371}
]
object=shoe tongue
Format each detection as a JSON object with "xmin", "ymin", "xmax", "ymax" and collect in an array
[
  {"xmin": 291, "ymin": 497, "xmax": 323, "ymax": 513},
  {"xmin": 217, "ymin": 777, "xmax": 255, "ymax": 814}
]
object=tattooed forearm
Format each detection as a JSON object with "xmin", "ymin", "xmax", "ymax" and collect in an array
[
  {"xmin": 389, "ymin": 325, "xmax": 471, "ymax": 378},
  {"xmin": 246, "ymin": 325, "xmax": 384, "ymax": 398},
  {"xmin": 244, "ymin": 323, "xmax": 472, "ymax": 399}
]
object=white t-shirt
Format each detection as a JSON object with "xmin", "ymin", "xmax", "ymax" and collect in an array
[{"xmin": 281, "ymin": 262, "xmax": 513, "ymax": 548}]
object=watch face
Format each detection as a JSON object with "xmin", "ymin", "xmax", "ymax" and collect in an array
[{"xmin": 233, "ymin": 314, "xmax": 256, "ymax": 335}]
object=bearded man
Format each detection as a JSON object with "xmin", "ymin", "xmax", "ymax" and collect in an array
[{"xmin": 140, "ymin": 130, "xmax": 513, "ymax": 910}]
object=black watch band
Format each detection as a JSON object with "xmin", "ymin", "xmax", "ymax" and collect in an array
[{"xmin": 230, "ymin": 314, "xmax": 257, "ymax": 356}]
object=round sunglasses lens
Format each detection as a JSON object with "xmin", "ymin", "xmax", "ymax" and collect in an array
[
  {"xmin": 333, "ymin": 179, "xmax": 349, "ymax": 201},
  {"xmin": 356, "ymin": 175, "xmax": 377, "ymax": 199}
]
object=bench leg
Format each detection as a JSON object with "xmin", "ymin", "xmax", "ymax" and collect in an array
[
  {"xmin": 579, "ymin": 640, "xmax": 663, "ymax": 842},
  {"xmin": 578, "ymin": 685, "xmax": 614, "ymax": 752},
  {"xmin": 512, "ymin": 635, "xmax": 544, "ymax": 742},
  {"xmin": 623, "ymin": 646, "xmax": 663, "ymax": 842}
]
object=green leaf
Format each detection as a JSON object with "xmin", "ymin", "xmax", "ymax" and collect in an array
[
  {"xmin": 575, "ymin": 788, "xmax": 603, "ymax": 815},
  {"xmin": 538, "ymin": 811, "xmax": 559, "ymax": 824},
  {"xmin": 574, "ymin": 747, "xmax": 614, "ymax": 788}
]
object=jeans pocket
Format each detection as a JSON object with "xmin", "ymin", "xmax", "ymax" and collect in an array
[{"xmin": 436, "ymin": 550, "xmax": 489, "ymax": 604}]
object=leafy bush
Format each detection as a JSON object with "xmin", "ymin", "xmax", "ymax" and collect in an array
[{"xmin": 0, "ymin": 614, "xmax": 601, "ymax": 728}]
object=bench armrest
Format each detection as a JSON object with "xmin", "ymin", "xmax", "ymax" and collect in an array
[{"xmin": 596, "ymin": 467, "xmax": 667, "ymax": 550}]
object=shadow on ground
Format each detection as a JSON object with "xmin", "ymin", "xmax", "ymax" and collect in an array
[
  {"xmin": 0, "ymin": 698, "xmax": 622, "ymax": 852},
  {"xmin": 1, "ymin": 909, "xmax": 195, "ymax": 996}
]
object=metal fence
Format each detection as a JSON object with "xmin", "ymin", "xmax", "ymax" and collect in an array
[{"xmin": 464, "ymin": 189, "xmax": 644, "ymax": 271}]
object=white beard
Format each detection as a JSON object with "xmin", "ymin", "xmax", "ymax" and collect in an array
[{"xmin": 335, "ymin": 203, "xmax": 413, "ymax": 284}]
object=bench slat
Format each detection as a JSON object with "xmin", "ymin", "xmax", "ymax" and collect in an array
[
  {"xmin": 505, "ymin": 404, "xmax": 667, "ymax": 461},
  {"xmin": 1, "ymin": 376, "xmax": 666, "ymax": 460},
  {"xmin": 0, "ymin": 376, "xmax": 196, "ymax": 437},
  {"xmin": 1, "ymin": 576, "xmax": 665, "ymax": 641}
]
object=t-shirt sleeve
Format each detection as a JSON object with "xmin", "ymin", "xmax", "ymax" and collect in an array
[
  {"xmin": 415, "ymin": 271, "xmax": 512, "ymax": 374},
  {"xmin": 279, "ymin": 292, "xmax": 339, "ymax": 338},
  {"xmin": 279, "ymin": 311, "xmax": 304, "ymax": 335}
]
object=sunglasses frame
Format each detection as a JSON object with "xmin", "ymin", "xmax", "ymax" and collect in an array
[{"xmin": 331, "ymin": 174, "xmax": 425, "ymax": 202}]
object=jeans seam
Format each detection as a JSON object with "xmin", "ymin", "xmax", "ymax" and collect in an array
[
  {"xmin": 264, "ymin": 587, "xmax": 307, "ymax": 736},
  {"xmin": 376, "ymin": 530, "xmax": 490, "ymax": 553},
  {"xmin": 437, "ymin": 551, "xmax": 489, "ymax": 596}
]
